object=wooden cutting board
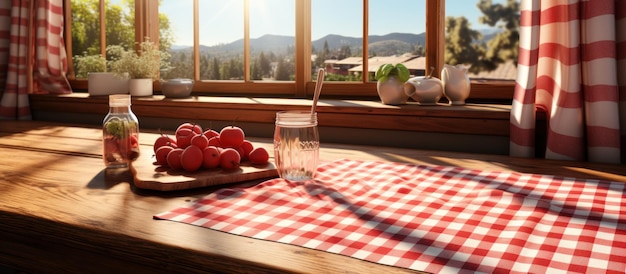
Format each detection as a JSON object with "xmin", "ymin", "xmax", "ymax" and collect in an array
[{"xmin": 130, "ymin": 148, "xmax": 278, "ymax": 191}]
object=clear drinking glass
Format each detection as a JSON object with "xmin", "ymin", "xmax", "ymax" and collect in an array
[{"xmin": 273, "ymin": 111, "xmax": 319, "ymax": 181}]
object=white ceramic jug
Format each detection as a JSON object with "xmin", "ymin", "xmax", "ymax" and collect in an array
[
  {"xmin": 404, "ymin": 76, "xmax": 443, "ymax": 105},
  {"xmin": 441, "ymin": 64, "xmax": 471, "ymax": 105}
]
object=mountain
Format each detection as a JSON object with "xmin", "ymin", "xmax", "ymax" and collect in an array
[
  {"xmin": 170, "ymin": 29, "xmax": 498, "ymax": 57},
  {"xmin": 171, "ymin": 33, "xmax": 425, "ymax": 56}
]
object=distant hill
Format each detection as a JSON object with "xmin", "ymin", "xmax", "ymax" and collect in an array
[{"xmin": 171, "ymin": 29, "xmax": 498, "ymax": 57}]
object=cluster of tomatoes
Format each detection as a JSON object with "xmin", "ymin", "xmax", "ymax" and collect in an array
[{"xmin": 153, "ymin": 122, "xmax": 269, "ymax": 172}]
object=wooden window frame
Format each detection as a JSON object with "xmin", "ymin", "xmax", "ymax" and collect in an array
[{"xmin": 64, "ymin": 0, "xmax": 514, "ymax": 101}]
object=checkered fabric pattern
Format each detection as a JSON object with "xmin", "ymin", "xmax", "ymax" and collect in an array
[{"xmin": 155, "ymin": 159, "xmax": 626, "ymax": 273}]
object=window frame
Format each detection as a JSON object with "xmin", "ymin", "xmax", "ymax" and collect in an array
[{"xmin": 64, "ymin": 0, "xmax": 515, "ymax": 101}]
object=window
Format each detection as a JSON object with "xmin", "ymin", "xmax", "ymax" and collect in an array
[{"xmin": 66, "ymin": 0, "xmax": 519, "ymax": 101}]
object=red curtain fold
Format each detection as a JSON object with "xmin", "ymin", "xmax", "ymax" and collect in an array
[
  {"xmin": 0, "ymin": 0, "xmax": 71, "ymax": 120},
  {"xmin": 511, "ymin": 0, "xmax": 625, "ymax": 164}
]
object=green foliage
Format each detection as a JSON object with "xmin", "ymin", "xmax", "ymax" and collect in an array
[
  {"xmin": 161, "ymin": 51, "xmax": 194, "ymax": 79},
  {"xmin": 324, "ymin": 73, "xmax": 362, "ymax": 82},
  {"xmin": 107, "ymin": 39, "xmax": 171, "ymax": 80},
  {"xmin": 211, "ymin": 57, "xmax": 221, "ymax": 80},
  {"xmin": 477, "ymin": 0, "xmax": 520, "ymax": 67},
  {"xmin": 444, "ymin": 0, "xmax": 520, "ymax": 74},
  {"xmin": 104, "ymin": 119, "xmax": 136, "ymax": 139},
  {"xmin": 258, "ymin": 52, "xmax": 271, "ymax": 78},
  {"xmin": 444, "ymin": 16, "xmax": 486, "ymax": 72},
  {"xmin": 274, "ymin": 59, "xmax": 291, "ymax": 81},
  {"xmin": 375, "ymin": 63, "xmax": 410, "ymax": 83},
  {"xmin": 71, "ymin": 0, "xmax": 173, "ymax": 71},
  {"xmin": 73, "ymin": 52, "xmax": 106, "ymax": 78}
]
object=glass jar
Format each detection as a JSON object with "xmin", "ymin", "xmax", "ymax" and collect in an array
[
  {"xmin": 273, "ymin": 111, "xmax": 319, "ymax": 181},
  {"xmin": 102, "ymin": 94, "xmax": 140, "ymax": 168}
]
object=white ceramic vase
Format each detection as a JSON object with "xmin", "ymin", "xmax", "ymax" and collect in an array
[
  {"xmin": 376, "ymin": 76, "xmax": 408, "ymax": 105},
  {"xmin": 441, "ymin": 64, "xmax": 471, "ymax": 105},
  {"xmin": 128, "ymin": 78, "xmax": 153, "ymax": 97},
  {"xmin": 88, "ymin": 72, "xmax": 128, "ymax": 96}
]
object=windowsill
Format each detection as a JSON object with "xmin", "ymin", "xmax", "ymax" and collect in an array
[
  {"xmin": 30, "ymin": 92, "xmax": 510, "ymax": 134},
  {"xmin": 29, "ymin": 93, "xmax": 512, "ymax": 154}
]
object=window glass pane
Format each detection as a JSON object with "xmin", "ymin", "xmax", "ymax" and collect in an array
[
  {"xmin": 445, "ymin": 0, "xmax": 519, "ymax": 80},
  {"xmin": 192, "ymin": 0, "xmax": 245, "ymax": 80},
  {"xmin": 71, "ymin": 0, "xmax": 134, "ymax": 78},
  {"xmin": 312, "ymin": 0, "xmax": 363, "ymax": 82},
  {"xmin": 160, "ymin": 0, "xmax": 194, "ymax": 79},
  {"xmin": 249, "ymin": 0, "xmax": 295, "ymax": 81},
  {"xmin": 368, "ymin": 0, "xmax": 426, "ymax": 81}
]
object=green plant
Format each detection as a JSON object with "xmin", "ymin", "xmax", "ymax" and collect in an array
[
  {"xmin": 73, "ymin": 52, "xmax": 106, "ymax": 78},
  {"xmin": 375, "ymin": 63, "xmax": 410, "ymax": 83},
  {"xmin": 107, "ymin": 38, "xmax": 171, "ymax": 80}
]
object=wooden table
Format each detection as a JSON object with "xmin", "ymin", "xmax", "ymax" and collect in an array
[{"xmin": 0, "ymin": 120, "xmax": 624, "ymax": 274}]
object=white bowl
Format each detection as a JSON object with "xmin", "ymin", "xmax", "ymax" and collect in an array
[{"xmin": 160, "ymin": 79, "xmax": 194, "ymax": 98}]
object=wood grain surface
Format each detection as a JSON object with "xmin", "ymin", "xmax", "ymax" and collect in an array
[{"xmin": 1, "ymin": 120, "xmax": 624, "ymax": 274}]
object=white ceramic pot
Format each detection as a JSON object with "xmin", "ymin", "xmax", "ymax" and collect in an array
[
  {"xmin": 404, "ymin": 76, "xmax": 443, "ymax": 105},
  {"xmin": 88, "ymin": 72, "xmax": 128, "ymax": 96},
  {"xmin": 376, "ymin": 76, "xmax": 408, "ymax": 105},
  {"xmin": 441, "ymin": 64, "xmax": 471, "ymax": 105},
  {"xmin": 128, "ymin": 78, "xmax": 153, "ymax": 97}
]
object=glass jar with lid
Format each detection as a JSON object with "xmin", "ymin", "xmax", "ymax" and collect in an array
[{"xmin": 102, "ymin": 94, "xmax": 140, "ymax": 168}]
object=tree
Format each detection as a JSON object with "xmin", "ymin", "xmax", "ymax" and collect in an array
[
  {"xmin": 221, "ymin": 61, "xmax": 230, "ymax": 80},
  {"xmin": 444, "ymin": 0, "xmax": 520, "ymax": 73},
  {"xmin": 322, "ymin": 40, "xmax": 330, "ymax": 57},
  {"xmin": 412, "ymin": 43, "xmax": 425, "ymax": 56},
  {"xmin": 338, "ymin": 45, "xmax": 352, "ymax": 60},
  {"xmin": 71, "ymin": 0, "xmax": 173, "ymax": 61},
  {"xmin": 251, "ymin": 59, "xmax": 262, "ymax": 80},
  {"xmin": 211, "ymin": 57, "xmax": 221, "ymax": 80},
  {"xmin": 274, "ymin": 59, "xmax": 290, "ymax": 80},
  {"xmin": 163, "ymin": 51, "xmax": 193, "ymax": 79},
  {"xmin": 199, "ymin": 54, "xmax": 210, "ymax": 79},
  {"xmin": 229, "ymin": 58, "xmax": 242, "ymax": 80},
  {"xmin": 477, "ymin": 0, "xmax": 520, "ymax": 67},
  {"xmin": 258, "ymin": 52, "xmax": 271, "ymax": 78},
  {"xmin": 444, "ymin": 16, "xmax": 486, "ymax": 73},
  {"xmin": 70, "ymin": 0, "xmax": 101, "ymax": 55}
]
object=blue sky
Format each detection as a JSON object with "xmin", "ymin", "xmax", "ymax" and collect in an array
[{"xmin": 143, "ymin": 0, "xmax": 507, "ymax": 46}]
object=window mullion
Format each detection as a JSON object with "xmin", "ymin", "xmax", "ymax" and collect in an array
[
  {"xmin": 295, "ymin": 0, "xmax": 310, "ymax": 97},
  {"xmin": 193, "ymin": 0, "xmax": 200, "ymax": 81},
  {"xmin": 99, "ymin": 0, "xmax": 105, "ymax": 56},
  {"xmin": 426, "ymin": 0, "xmax": 445, "ymax": 78},
  {"xmin": 244, "ymin": 0, "xmax": 250, "ymax": 82},
  {"xmin": 64, "ymin": 0, "xmax": 75, "ymax": 78},
  {"xmin": 135, "ymin": 0, "xmax": 159, "ymax": 45},
  {"xmin": 362, "ymin": 0, "xmax": 369, "ymax": 83}
]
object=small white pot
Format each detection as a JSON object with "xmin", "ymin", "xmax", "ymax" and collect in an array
[
  {"xmin": 128, "ymin": 78, "xmax": 153, "ymax": 97},
  {"xmin": 88, "ymin": 72, "xmax": 128, "ymax": 96},
  {"xmin": 377, "ymin": 76, "xmax": 408, "ymax": 105}
]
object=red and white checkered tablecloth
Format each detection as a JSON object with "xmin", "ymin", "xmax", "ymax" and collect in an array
[{"xmin": 155, "ymin": 159, "xmax": 626, "ymax": 273}]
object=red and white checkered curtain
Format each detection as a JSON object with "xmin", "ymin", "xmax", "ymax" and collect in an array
[
  {"xmin": 0, "ymin": 0, "xmax": 71, "ymax": 120},
  {"xmin": 511, "ymin": 0, "xmax": 626, "ymax": 164}
]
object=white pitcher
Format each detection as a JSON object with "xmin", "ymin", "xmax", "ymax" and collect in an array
[{"xmin": 441, "ymin": 64, "xmax": 471, "ymax": 105}]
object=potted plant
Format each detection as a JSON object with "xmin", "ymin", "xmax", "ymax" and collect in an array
[
  {"xmin": 107, "ymin": 38, "xmax": 170, "ymax": 96},
  {"xmin": 74, "ymin": 52, "xmax": 129, "ymax": 96},
  {"xmin": 375, "ymin": 63, "xmax": 410, "ymax": 105}
]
